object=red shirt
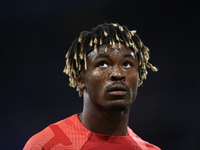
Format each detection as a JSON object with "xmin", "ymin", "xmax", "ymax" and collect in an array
[{"xmin": 23, "ymin": 114, "xmax": 160, "ymax": 150}]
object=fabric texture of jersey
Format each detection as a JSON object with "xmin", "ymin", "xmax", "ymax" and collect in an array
[{"xmin": 23, "ymin": 114, "xmax": 160, "ymax": 150}]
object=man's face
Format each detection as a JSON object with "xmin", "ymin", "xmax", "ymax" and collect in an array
[{"xmin": 82, "ymin": 43, "xmax": 139, "ymax": 111}]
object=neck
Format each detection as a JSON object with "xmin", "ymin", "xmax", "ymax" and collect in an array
[{"xmin": 79, "ymin": 93, "xmax": 130, "ymax": 136}]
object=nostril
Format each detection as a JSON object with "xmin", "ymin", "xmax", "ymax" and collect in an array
[{"xmin": 111, "ymin": 76, "xmax": 125, "ymax": 81}]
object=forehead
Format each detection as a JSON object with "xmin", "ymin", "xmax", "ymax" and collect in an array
[{"xmin": 87, "ymin": 43, "xmax": 135, "ymax": 60}]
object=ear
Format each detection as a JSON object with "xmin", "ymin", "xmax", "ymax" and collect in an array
[{"xmin": 77, "ymin": 72, "xmax": 86, "ymax": 90}]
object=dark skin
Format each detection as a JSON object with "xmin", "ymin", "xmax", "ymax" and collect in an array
[{"xmin": 77, "ymin": 43, "xmax": 139, "ymax": 136}]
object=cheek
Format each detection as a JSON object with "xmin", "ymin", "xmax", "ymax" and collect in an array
[
  {"xmin": 91, "ymin": 67, "xmax": 110, "ymax": 77},
  {"xmin": 85, "ymin": 70, "xmax": 108, "ymax": 100},
  {"xmin": 128, "ymin": 73, "xmax": 139, "ymax": 99},
  {"xmin": 128, "ymin": 72, "xmax": 139, "ymax": 88},
  {"xmin": 92, "ymin": 70, "xmax": 107, "ymax": 77},
  {"xmin": 87, "ymin": 69, "xmax": 108, "ymax": 90}
]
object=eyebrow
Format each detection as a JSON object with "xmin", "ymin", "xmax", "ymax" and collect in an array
[
  {"xmin": 94, "ymin": 53, "xmax": 110, "ymax": 61},
  {"xmin": 123, "ymin": 54, "xmax": 135, "ymax": 59},
  {"xmin": 93, "ymin": 53, "xmax": 135, "ymax": 61}
]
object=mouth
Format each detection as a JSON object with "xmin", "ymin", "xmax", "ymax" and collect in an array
[{"xmin": 107, "ymin": 84, "xmax": 128, "ymax": 96}]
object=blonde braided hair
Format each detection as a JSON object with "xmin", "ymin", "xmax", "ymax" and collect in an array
[{"xmin": 63, "ymin": 23, "xmax": 157, "ymax": 97}]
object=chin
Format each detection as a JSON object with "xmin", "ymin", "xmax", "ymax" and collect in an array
[{"xmin": 103, "ymin": 101, "xmax": 131, "ymax": 111}]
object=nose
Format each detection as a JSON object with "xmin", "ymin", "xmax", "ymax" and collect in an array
[{"xmin": 110, "ymin": 65, "xmax": 125, "ymax": 81}]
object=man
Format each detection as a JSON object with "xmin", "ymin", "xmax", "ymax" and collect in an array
[{"xmin": 23, "ymin": 23, "xmax": 160, "ymax": 149}]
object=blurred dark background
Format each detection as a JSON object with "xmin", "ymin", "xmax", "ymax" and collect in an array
[{"xmin": 1, "ymin": 0, "xmax": 200, "ymax": 149}]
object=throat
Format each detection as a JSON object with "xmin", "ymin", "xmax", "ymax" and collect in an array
[{"xmin": 79, "ymin": 107, "xmax": 130, "ymax": 136}]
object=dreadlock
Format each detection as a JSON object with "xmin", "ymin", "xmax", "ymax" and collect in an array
[{"xmin": 63, "ymin": 23, "xmax": 158, "ymax": 97}]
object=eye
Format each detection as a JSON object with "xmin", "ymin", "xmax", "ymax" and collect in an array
[
  {"xmin": 123, "ymin": 62, "xmax": 132, "ymax": 68},
  {"xmin": 99, "ymin": 61, "xmax": 108, "ymax": 68}
]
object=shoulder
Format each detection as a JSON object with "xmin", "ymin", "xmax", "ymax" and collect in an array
[
  {"xmin": 23, "ymin": 114, "xmax": 83, "ymax": 150},
  {"xmin": 127, "ymin": 127, "xmax": 161, "ymax": 150}
]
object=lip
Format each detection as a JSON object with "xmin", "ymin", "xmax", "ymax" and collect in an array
[{"xmin": 107, "ymin": 84, "xmax": 128, "ymax": 96}]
